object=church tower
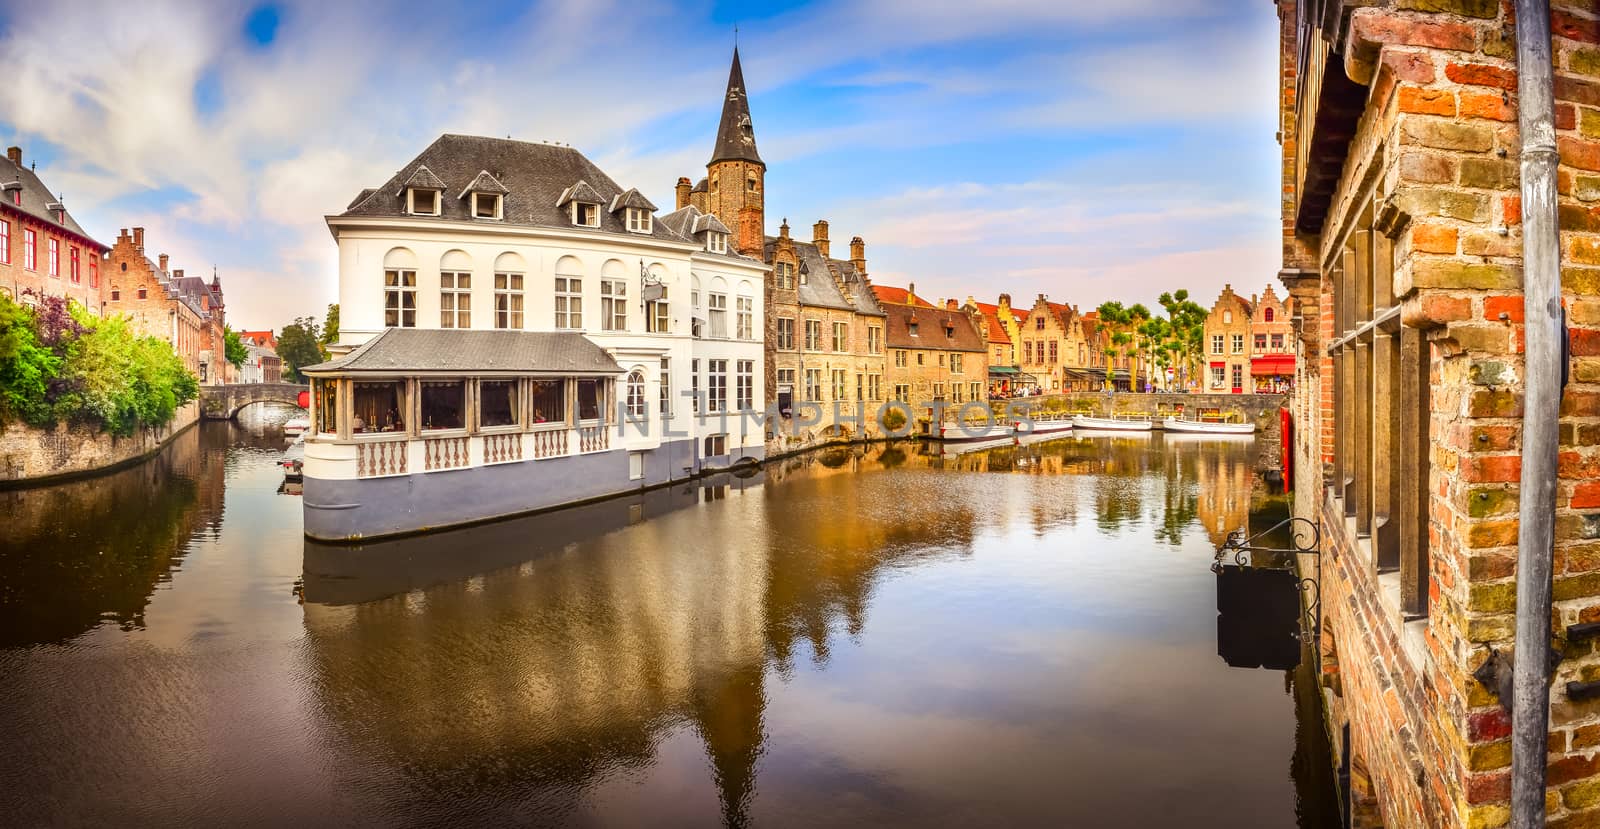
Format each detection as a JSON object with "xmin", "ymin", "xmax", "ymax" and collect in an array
[{"xmin": 706, "ymin": 48, "xmax": 765, "ymax": 256}]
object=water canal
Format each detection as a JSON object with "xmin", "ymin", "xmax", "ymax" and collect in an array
[{"xmin": 0, "ymin": 407, "xmax": 1339, "ymax": 827}]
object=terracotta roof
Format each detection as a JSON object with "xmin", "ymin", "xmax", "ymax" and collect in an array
[
  {"xmin": 302, "ymin": 328, "xmax": 622, "ymax": 375},
  {"xmin": 870, "ymin": 285, "xmax": 934, "ymax": 308},
  {"xmin": 968, "ymin": 301, "xmax": 1013, "ymax": 345},
  {"xmin": 881, "ymin": 302, "xmax": 984, "ymax": 352}
]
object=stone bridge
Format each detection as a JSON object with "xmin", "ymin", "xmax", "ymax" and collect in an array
[{"xmin": 201, "ymin": 382, "xmax": 309, "ymax": 420}]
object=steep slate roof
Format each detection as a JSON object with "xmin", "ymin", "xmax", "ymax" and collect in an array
[
  {"xmin": 398, "ymin": 165, "xmax": 446, "ymax": 194},
  {"xmin": 968, "ymin": 301, "xmax": 1014, "ymax": 345},
  {"xmin": 764, "ymin": 235, "xmax": 885, "ymax": 316},
  {"xmin": 608, "ymin": 188, "xmax": 655, "ymax": 212},
  {"xmin": 1, "ymin": 152, "xmax": 105, "ymax": 249},
  {"xmin": 302, "ymin": 328, "xmax": 622, "ymax": 375},
  {"xmin": 711, "ymin": 48, "xmax": 763, "ymax": 167},
  {"xmin": 870, "ymin": 285, "xmax": 934, "ymax": 308},
  {"xmin": 881, "ymin": 302, "xmax": 984, "ymax": 352},
  {"xmin": 458, "ymin": 169, "xmax": 510, "ymax": 199},
  {"xmin": 340, "ymin": 135, "xmax": 684, "ymax": 242}
]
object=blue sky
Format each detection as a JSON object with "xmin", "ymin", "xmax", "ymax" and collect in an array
[{"xmin": 0, "ymin": 0, "xmax": 1282, "ymax": 331}]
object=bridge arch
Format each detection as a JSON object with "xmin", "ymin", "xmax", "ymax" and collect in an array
[{"xmin": 200, "ymin": 383, "xmax": 310, "ymax": 420}]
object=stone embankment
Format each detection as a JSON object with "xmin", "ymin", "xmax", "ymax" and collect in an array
[{"xmin": 0, "ymin": 402, "xmax": 199, "ymax": 488}]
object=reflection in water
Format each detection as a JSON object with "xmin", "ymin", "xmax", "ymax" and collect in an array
[{"xmin": 1, "ymin": 428, "xmax": 1337, "ymax": 827}]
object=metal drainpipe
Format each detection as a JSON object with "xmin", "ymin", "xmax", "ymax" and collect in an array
[{"xmin": 1511, "ymin": 0, "xmax": 1562, "ymax": 826}]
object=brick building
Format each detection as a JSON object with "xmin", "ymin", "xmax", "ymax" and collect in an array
[
  {"xmin": 875, "ymin": 290, "xmax": 987, "ymax": 418},
  {"xmin": 677, "ymin": 50, "xmax": 887, "ymax": 443},
  {"xmin": 1277, "ymin": 1, "xmax": 1600, "ymax": 826},
  {"xmin": 1016, "ymin": 295, "xmax": 1102, "ymax": 392},
  {"xmin": 0, "ymin": 145, "xmax": 109, "ymax": 311},
  {"xmin": 1202, "ymin": 284, "xmax": 1254, "ymax": 394},
  {"xmin": 962, "ymin": 295, "xmax": 1025, "ymax": 395},
  {"xmin": 1250, "ymin": 284, "xmax": 1296, "ymax": 393},
  {"xmin": 105, "ymin": 227, "xmax": 229, "ymax": 385}
]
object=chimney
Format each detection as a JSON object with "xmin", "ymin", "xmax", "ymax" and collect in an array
[
  {"xmin": 738, "ymin": 206, "xmax": 763, "ymax": 256},
  {"xmin": 159, "ymin": 254, "xmax": 169, "ymax": 273},
  {"xmin": 908, "ymin": 282, "xmax": 916, "ymax": 304},
  {"xmin": 849, "ymin": 236, "xmax": 866, "ymax": 277},
  {"xmin": 779, "ymin": 218, "xmax": 790, "ymax": 239},
  {"xmin": 946, "ymin": 299, "xmax": 958, "ymax": 311},
  {"xmin": 132, "ymin": 227, "xmax": 145, "ymax": 252},
  {"xmin": 812, "ymin": 220, "xmax": 830, "ymax": 259},
  {"xmin": 5, "ymin": 146, "xmax": 18, "ymax": 167},
  {"xmin": 675, "ymin": 176, "xmax": 692, "ymax": 211},
  {"xmin": 174, "ymin": 269, "xmax": 184, "ymax": 279},
  {"xmin": 999, "ymin": 293, "xmax": 1011, "ymax": 309}
]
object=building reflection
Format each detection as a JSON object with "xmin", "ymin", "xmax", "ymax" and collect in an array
[
  {"xmin": 298, "ymin": 435, "xmax": 1268, "ymax": 826},
  {"xmin": 0, "ymin": 423, "xmax": 229, "ymax": 647}
]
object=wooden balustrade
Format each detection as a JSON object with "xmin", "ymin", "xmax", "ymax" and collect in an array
[
  {"xmin": 484, "ymin": 432, "xmax": 523, "ymax": 464},
  {"xmin": 357, "ymin": 439, "xmax": 408, "ymax": 478},
  {"xmin": 532, "ymin": 428, "xmax": 567, "ymax": 459},
  {"xmin": 424, "ymin": 435, "xmax": 469, "ymax": 471}
]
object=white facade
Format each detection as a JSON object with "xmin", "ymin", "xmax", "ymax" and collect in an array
[{"xmin": 326, "ymin": 215, "xmax": 767, "ymax": 458}]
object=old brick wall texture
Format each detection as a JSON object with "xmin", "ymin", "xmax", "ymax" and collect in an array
[
  {"xmin": 1282, "ymin": 2, "xmax": 1600, "ymax": 828},
  {"xmin": 0, "ymin": 403, "xmax": 197, "ymax": 485}
]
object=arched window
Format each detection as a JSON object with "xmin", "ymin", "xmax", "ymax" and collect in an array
[
  {"xmin": 383, "ymin": 248, "xmax": 418, "ymax": 328},
  {"xmin": 440, "ymin": 250, "xmax": 473, "ymax": 328},
  {"xmin": 1264, "ymin": 307, "xmax": 1274, "ymax": 322},
  {"xmin": 494, "ymin": 252, "xmax": 526, "ymax": 329},
  {"xmin": 626, "ymin": 369, "xmax": 647, "ymax": 417}
]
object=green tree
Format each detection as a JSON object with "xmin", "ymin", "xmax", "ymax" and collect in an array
[
  {"xmin": 320, "ymin": 303, "xmax": 339, "ymax": 349},
  {"xmin": 224, "ymin": 326, "xmax": 248, "ymax": 368},
  {"xmin": 1096, "ymin": 301, "xmax": 1133, "ymax": 389},
  {"xmin": 277, "ymin": 317, "xmax": 324, "ymax": 383},
  {"xmin": 0, "ymin": 295, "xmax": 59, "ymax": 427}
]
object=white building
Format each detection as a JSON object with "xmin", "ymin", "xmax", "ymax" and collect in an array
[{"xmin": 301, "ymin": 134, "xmax": 767, "ymax": 541}]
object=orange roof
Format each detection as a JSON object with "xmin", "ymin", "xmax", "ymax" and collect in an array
[
  {"xmin": 871, "ymin": 285, "xmax": 935, "ymax": 308},
  {"xmin": 968, "ymin": 301, "xmax": 1013, "ymax": 345}
]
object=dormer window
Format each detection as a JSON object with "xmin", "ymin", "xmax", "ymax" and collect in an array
[
  {"xmin": 707, "ymin": 232, "xmax": 728, "ymax": 254},
  {"xmin": 908, "ymin": 322, "xmax": 919, "ymax": 336},
  {"xmin": 627, "ymin": 207, "xmax": 652, "ymax": 233},
  {"xmin": 472, "ymin": 192, "xmax": 502, "ymax": 220},
  {"xmin": 572, "ymin": 202, "xmax": 599, "ymax": 227},
  {"xmin": 408, "ymin": 188, "xmax": 440, "ymax": 216}
]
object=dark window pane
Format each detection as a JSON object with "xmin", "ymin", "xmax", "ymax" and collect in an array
[
  {"xmin": 481, "ymin": 381, "xmax": 518, "ymax": 428},
  {"xmin": 420, "ymin": 381, "xmax": 465, "ymax": 430}
]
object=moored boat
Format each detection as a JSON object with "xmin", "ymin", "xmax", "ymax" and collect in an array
[
  {"xmin": 1014, "ymin": 414, "xmax": 1073, "ymax": 436},
  {"xmin": 283, "ymin": 416, "xmax": 310, "ymax": 436},
  {"xmin": 934, "ymin": 420, "xmax": 1015, "ymax": 442},
  {"xmin": 1162, "ymin": 417, "xmax": 1255, "ymax": 435},
  {"xmin": 1070, "ymin": 415, "xmax": 1153, "ymax": 432}
]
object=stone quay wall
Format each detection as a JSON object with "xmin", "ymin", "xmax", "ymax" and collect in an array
[
  {"xmin": 1007, "ymin": 392, "xmax": 1289, "ymax": 472},
  {"xmin": 0, "ymin": 402, "xmax": 198, "ymax": 488}
]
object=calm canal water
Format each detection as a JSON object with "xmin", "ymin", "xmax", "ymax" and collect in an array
[{"xmin": 0, "ymin": 407, "xmax": 1339, "ymax": 827}]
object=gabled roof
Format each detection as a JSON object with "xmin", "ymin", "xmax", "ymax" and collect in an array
[
  {"xmin": 301, "ymin": 328, "xmax": 622, "ymax": 375},
  {"xmin": 968, "ymin": 301, "xmax": 1014, "ymax": 345},
  {"xmin": 397, "ymin": 164, "xmax": 446, "ymax": 194},
  {"xmin": 691, "ymin": 211, "xmax": 730, "ymax": 235},
  {"xmin": 608, "ymin": 187, "xmax": 655, "ymax": 213},
  {"xmin": 0, "ymin": 153, "xmax": 106, "ymax": 250},
  {"xmin": 764, "ymin": 235, "xmax": 885, "ymax": 316},
  {"xmin": 710, "ymin": 48, "xmax": 763, "ymax": 168},
  {"xmin": 870, "ymin": 285, "xmax": 934, "ymax": 308},
  {"xmin": 340, "ymin": 135, "xmax": 683, "ymax": 242},
  {"xmin": 556, "ymin": 179, "xmax": 604, "ymax": 206},
  {"xmin": 880, "ymin": 302, "xmax": 984, "ymax": 352},
  {"xmin": 457, "ymin": 170, "xmax": 510, "ymax": 199}
]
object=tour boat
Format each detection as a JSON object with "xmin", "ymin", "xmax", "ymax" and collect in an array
[
  {"xmin": 283, "ymin": 416, "xmax": 310, "ymax": 436},
  {"xmin": 1162, "ymin": 417, "xmax": 1256, "ymax": 435},
  {"xmin": 1070, "ymin": 415, "xmax": 1153, "ymax": 432},
  {"xmin": 1014, "ymin": 414, "xmax": 1074, "ymax": 436},
  {"xmin": 933, "ymin": 420, "xmax": 1015, "ymax": 442}
]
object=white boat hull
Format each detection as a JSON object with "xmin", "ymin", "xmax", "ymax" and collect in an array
[
  {"xmin": 1015, "ymin": 418, "xmax": 1074, "ymax": 436},
  {"xmin": 1070, "ymin": 415, "xmax": 1152, "ymax": 432},
  {"xmin": 283, "ymin": 417, "xmax": 310, "ymax": 436},
  {"xmin": 933, "ymin": 422, "xmax": 1015, "ymax": 442},
  {"xmin": 1162, "ymin": 417, "xmax": 1255, "ymax": 435}
]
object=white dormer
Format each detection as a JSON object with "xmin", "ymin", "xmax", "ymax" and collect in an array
[
  {"xmin": 707, "ymin": 232, "xmax": 728, "ymax": 254},
  {"xmin": 610, "ymin": 188, "xmax": 657, "ymax": 234},
  {"xmin": 557, "ymin": 180, "xmax": 604, "ymax": 228},
  {"xmin": 398, "ymin": 164, "xmax": 446, "ymax": 216},
  {"xmin": 689, "ymin": 210, "xmax": 732, "ymax": 255},
  {"xmin": 459, "ymin": 170, "xmax": 509, "ymax": 220}
]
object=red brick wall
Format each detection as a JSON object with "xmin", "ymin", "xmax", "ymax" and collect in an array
[{"xmin": 0, "ymin": 206, "xmax": 107, "ymax": 312}]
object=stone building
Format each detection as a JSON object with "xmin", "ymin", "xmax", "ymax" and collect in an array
[
  {"xmin": 105, "ymin": 227, "xmax": 229, "ymax": 385},
  {"xmin": 962, "ymin": 295, "xmax": 1024, "ymax": 394},
  {"xmin": 874, "ymin": 290, "xmax": 987, "ymax": 418},
  {"xmin": 1015, "ymin": 295, "xmax": 1108, "ymax": 392},
  {"xmin": 676, "ymin": 50, "xmax": 887, "ymax": 446},
  {"xmin": 1202, "ymin": 284, "xmax": 1253, "ymax": 395},
  {"xmin": 1250, "ymin": 285, "xmax": 1296, "ymax": 394},
  {"xmin": 0, "ymin": 145, "xmax": 109, "ymax": 311},
  {"xmin": 1276, "ymin": 1, "xmax": 1600, "ymax": 826}
]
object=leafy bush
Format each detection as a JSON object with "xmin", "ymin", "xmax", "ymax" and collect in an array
[
  {"xmin": 881, "ymin": 406, "xmax": 907, "ymax": 431},
  {"xmin": 0, "ymin": 293, "xmax": 199, "ymax": 436}
]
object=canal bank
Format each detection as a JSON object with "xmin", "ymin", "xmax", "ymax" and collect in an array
[
  {"xmin": 1, "ymin": 417, "xmax": 1337, "ymax": 827},
  {"xmin": 0, "ymin": 401, "xmax": 199, "ymax": 489}
]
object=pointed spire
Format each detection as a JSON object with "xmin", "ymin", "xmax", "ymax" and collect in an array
[{"xmin": 710, "ymin": 48, "xmax": 763, "ymax": 168}]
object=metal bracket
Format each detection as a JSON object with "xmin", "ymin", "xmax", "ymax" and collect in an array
[{"xmin": 1214, "ymin": 516, "xmax": 1321, "ymax": 570}]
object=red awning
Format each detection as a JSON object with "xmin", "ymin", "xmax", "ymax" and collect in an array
[{"xmin": 1251, "ymin": 355, "xmax": 1296, "ymax": 376}]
